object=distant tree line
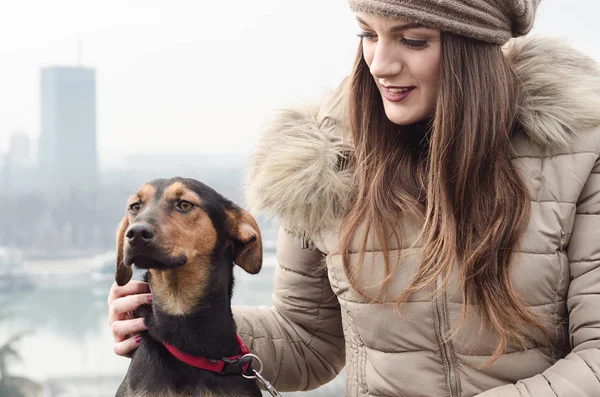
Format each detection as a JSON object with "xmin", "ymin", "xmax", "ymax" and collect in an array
[
  {"xmin": 0, "ymin": 184, "xmax": 132, "ymax": 256},
  {"xmin": 0, "ymin": 168, "xmax": 247, "ymax": 257}
]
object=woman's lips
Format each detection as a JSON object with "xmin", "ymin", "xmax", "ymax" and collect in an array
[{"xmin": 382, "ymin": 86, "xmax": 416, "ymax": 103}]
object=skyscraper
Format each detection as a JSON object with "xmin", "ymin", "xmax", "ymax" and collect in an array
[{"xmin": 39, "ymin": 66, "xmax": 97, "ymax": 187}]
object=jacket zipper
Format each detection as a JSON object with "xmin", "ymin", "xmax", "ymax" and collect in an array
[
  {"xmin": 434, "ymin": 275, "xmax": 460, "ymax": 397},
  {"xmin": 300, "ymin": 231, "xmax": 310, "ymax": 249}
]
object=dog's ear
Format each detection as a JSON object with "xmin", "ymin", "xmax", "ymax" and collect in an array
[
  {"xmin": 227, "ymin": 208, "xmax": 262, "ymax": 274},
  {"xmin": 115, "ymin": 216, "xmax": 133, "ymax": 286}
]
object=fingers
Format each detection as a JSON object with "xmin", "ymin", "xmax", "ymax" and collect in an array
[
  {"xmin": 108, "ymin": 293, "xmax": 152, "ymax": 325},
  {"xmin": 111, "ymin": 317, "xmax": 148, "ymax": 342},
  {"xmin": 108, "ymin": 281, "xmax": 150, "ymax": 305},
  {"xmin": 114, "ymin": 334, "xmax": 142, "ymax": 358},
  {"xmin": 107, "ymin": 281, "xmax": 150, "ymax": 359}
]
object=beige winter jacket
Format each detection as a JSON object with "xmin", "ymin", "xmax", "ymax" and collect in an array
[{"xmin": 233, "ymin": 36, "xmax": 600, "ymax": 397}]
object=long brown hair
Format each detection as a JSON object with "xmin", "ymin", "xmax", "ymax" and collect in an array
[{"xmin": 339, "ymin": 33, "xmax": 545, "ymax": 363}]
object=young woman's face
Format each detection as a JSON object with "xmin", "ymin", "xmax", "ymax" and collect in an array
[{"xmin": 357, "ymin": 13, "xmax": 442, "ymax": 126}]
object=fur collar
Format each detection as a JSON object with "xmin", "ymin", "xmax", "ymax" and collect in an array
[{"xmin": 244, "ymin": 35, "xmax": 600, "ymax": 237}]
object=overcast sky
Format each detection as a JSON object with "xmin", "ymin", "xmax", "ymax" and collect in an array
[{"xmin": 0, "ymin": 0, "xmax": 598, "ymax": 167}]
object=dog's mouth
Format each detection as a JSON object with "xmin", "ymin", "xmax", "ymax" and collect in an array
[{"xmin": 125, "ymin": 249, "xmax": 187, "ymax": 270}]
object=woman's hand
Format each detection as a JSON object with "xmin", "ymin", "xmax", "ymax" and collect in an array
[{"xmin": 108, "ymin": 280, "xmax": 151, "ymax": 357}]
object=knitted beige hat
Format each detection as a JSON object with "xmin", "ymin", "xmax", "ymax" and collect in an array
[{"xmin": 349, "ymin": 0, "xmax": 541, "ymax": 44}]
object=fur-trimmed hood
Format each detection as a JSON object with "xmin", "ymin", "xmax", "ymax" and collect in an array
[{"xmin": 244, "ymin": 35, "xmax": 600, "ymax": 237}]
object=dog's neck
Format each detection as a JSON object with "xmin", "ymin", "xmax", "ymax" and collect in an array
[{"xmin": 143, "ymin": 261, "xmax": 242, "ymax": 359}]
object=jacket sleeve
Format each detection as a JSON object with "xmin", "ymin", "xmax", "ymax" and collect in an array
[
  {"xmin": 476, "ymin": 155, "xmax": 600, "ymax": 396},
  {"xmin": 233, "ymin": 227, "xmax": 345, "ymax": 392}
]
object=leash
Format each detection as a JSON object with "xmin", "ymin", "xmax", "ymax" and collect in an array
[
  {"xmin": 162, "ymin": 335, "xmax": 282, "ymax": 396},
  {"xmin": 240, "ymin": 353, "xmax": 283, "ymax": 397}
]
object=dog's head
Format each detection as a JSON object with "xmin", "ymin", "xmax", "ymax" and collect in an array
[{"xmin": 115, "ymin": 177, "xmax": 262, "ymax": 314}]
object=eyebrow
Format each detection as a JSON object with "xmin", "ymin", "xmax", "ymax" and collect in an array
[{"xmin": 356, "ymin": 16, "xmax": 424, "ymax": 32}]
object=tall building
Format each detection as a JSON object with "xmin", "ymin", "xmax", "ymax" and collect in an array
[{"xmin": 39, "ymin": 66, "xmax": 97, "ymax": 187}]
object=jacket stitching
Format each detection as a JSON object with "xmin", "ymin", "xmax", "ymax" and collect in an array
[
  {"xmin": 511, "ymin": 151, "xmax": 597, "ymax": 160},
  {"xmin": 569, "ymin": 292, "xmax": 600, "ymax": 296},
  {"xmin": 359, "ymin": 346, "xmax": 558, "ymax": 359},
  {"xmin": 342, "ymin": 297, "xmax": 566, "ymax": 307},
  {"xmin": 580, "ymin": 356, "xmax": 600, "ymax": 382},
  {"xmin": 541, "ymin": 373, "xmax": 560, "ymax": 396},
  {"xmin": 362, "ymin": 347, "xmax": 431, "ymax": 354},
  {"xmin": 551, "ymin": 251, "xmax": 564, "ymax": 360},
  {"xmin": 340, "ymin": 342, "xmax": 556, "ymax": 357},
  {"xmin": 531, "ymin": 200, "xmax": 576, "ymax": 204},
  {"xmin": 238, "ymin": 333, "xmax": 301, "ymax": 343},
  {"xmin": 332, "ymin": 249, "xmax": 558, "ymax": 256},
  {"xmin": 272, "ymin": 336, "xmax": 286, "ymax": 387},
  {"xmin": 569, "ymin": 259, "xmax": 600, "ymax": 264},
  {"xmin": 240, "ymin": 334, "xmax": 331, "ymax": 348},
  {"xmin": 328, "ymin": 256, "xmax": 369, "ymax": 395},
  {"xmin": 277, "ymin": 263, "xmax": 328, "ymax": 278},
  {"xmin": 446, "ymin": 299, "xmax": 565, "ymax": 308},
  {"xmin": 516, "ymin": 382, "xmax": 531, "ymax": 397},
  {"xmin": 339, "ymin": 297, "xmax": 432, "ymax": 304},
  {"xmin": 306, "ymin": 276, "xmax": 326, "ymax": 345},
  {"xmin": 513, "ymin": 251, "xmax": 558, "ymax": 255},
  {"xmin": 454, "ymin": 346, "xmax": 553, "ymax": 357},
  {"xmin": 569, "ymin": 263, "xmax": 600, "ymax": 281},
  {"xmin": 339, "ymin": 296, "xmax": 566, "ymax": 307}
]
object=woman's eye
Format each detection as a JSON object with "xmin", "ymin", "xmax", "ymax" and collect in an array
[
  {"xmin": 400, "ymin": 37, "xmax": 428, "ymax": 48},
  {"xmin": 129, "ymin": 202, "xmax": 142, "ymax": 214},
  {"xmin": 357, "ymin": 31, "xmax": 377, "ymax": 41},
  {"xmin": 177, "ymin": 200, "xmax": 195, "ymax": 211}
]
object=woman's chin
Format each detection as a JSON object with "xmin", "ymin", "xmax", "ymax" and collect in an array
[
  {"xmin": 385, "ymin": 112, "xmax": 421, "ymax": 126},
  {"xmin": 383, "ymin": 103, "xmax": 430, "ymax": 126}
]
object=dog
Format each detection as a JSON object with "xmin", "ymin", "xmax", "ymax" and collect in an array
[{"xmin": 114, "ymin": 177, "xmax": 263, "ymax": 397}]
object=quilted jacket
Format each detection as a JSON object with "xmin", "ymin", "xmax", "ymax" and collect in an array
[{"xmin": 233, "ymin": 36, "xmax": 600, "ymax": 397}]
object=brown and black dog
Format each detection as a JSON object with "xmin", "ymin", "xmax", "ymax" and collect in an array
[{"xmin": 114, "ymin": 177, "xmax": 263, "ymax": 397}]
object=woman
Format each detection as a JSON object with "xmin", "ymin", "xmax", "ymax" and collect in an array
[{"xmin": 108, "ymin": 1, "xmax": 600, "ymax": 396}]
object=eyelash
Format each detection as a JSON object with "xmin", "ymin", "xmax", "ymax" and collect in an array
[{"xmin": 356, "ymin": 32, "xmax": 428, "ymax": 48}]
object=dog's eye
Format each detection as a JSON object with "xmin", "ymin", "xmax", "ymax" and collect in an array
[
  {"xmin": 129, "ymin": 202, "xmax": 142, "ymax": 214},
  {"xmin": 177, "ymin": 200, "xmax": 195, "ymax": 211}
]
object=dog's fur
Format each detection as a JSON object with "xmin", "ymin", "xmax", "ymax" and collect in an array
[{"xmin": 115, "ymin": 177, "xmax": 263, "ymax": 397}]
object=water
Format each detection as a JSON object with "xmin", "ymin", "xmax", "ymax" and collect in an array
[{"xmin": 0, "ymin": 253, "xmax": 345, "ymax": 396}]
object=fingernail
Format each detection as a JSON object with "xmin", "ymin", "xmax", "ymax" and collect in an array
[
  {"xmin": 147, "ymin": 294, "xmax": 153, "ymax": 303},
  {"xmin": 135, "ymin": 336, "xmax": 141, "ymax": 343},
  {"xmin": 146, "ymin": 284, "xmax": 152, "ymax": 293}
]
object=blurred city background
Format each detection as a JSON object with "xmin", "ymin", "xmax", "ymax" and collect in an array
[{"xmin": 0, "ymin": 0, "xmax": 598, "ymax": 396}]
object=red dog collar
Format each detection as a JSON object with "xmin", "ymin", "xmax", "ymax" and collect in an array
[{"xmin": 163, "ymin": 334, "xmax": 252, "ymax": 375}]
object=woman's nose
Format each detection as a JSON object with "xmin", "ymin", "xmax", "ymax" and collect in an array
[{"xmin": 369, "ymin": 42, "xmax": 403, "ymax": 80}]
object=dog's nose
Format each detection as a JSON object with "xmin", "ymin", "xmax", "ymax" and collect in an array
[{"xmin": 126, "ymin": 224, "xmax": 155, "ymax": 247}]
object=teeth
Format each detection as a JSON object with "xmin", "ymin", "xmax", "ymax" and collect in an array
[{"xmin": 388, "ymin": 87, "xmax": 411, "ymax": 93}]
